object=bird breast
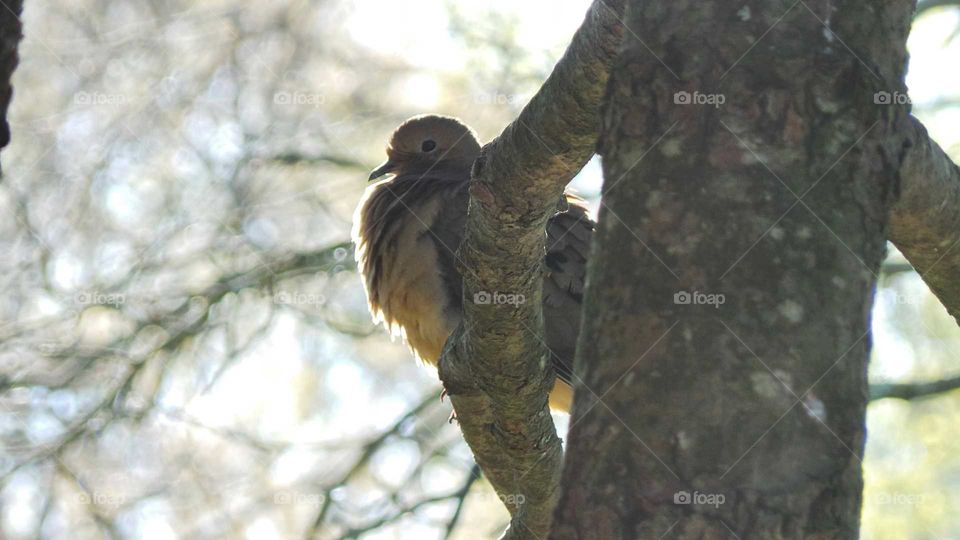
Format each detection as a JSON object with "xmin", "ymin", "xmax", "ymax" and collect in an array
[{"xmin": 353, "ymin": 179, "xmax": 462, "ymax": 365}]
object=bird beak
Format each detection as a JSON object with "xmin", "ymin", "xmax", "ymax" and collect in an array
[{"xmin": 368, "ymin": 160, "xmax": 397, "ymax": 181}]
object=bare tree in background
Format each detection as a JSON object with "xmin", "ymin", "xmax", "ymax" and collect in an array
[{"xmin": 0, "ymin": 1, "xmax": 546, "ymax": 538}]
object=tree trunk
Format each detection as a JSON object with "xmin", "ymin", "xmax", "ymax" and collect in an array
[{"xmin": 553, "ymin": 1, "xmax": 914, "ymax": 538}]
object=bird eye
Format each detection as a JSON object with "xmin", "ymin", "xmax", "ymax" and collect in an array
[{"xmin": 421, "ymin": 139, "xmax": 437, "ymax": 152}]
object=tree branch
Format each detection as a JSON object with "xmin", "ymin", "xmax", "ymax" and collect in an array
[
  {"xmin": 268, "ymin": 152, "xmax": 368, "ymax": 171},
  {"xmin": 0, "ymin": 0, "xmax": 23, "ymax": 170},
  {"xmin": 870, "ymin": 375, "xmax": 960, "ymax": 401},
  {"xmin": 437, "ymin": 0, "xmax": 625, "ymax": 538},
  {"xmin": 916, "ymin": 0, "xmax": 960, "ymax": 16},
  {"xmin": 880, "ymin": 261, "xmax": 916, "ymax": 276},
  {"xmin": 888, "ymin": 115, "xmax": 960, "ymax": 325},
  {"xmin": 443, "ymin": 464, "xmax": 482, "ymax": 540}
]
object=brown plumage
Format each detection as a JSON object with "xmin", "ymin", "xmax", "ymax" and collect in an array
[{"xmin": 352, "ymin": 115, "xmax": 594, "ymax": 412}]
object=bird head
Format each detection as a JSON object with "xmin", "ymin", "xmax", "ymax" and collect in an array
[{"xmin": 368, "ymin": 115, "xmax": 481, "ymax": 181}]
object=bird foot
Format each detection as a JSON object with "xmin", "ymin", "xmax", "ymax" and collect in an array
[{"xmin": 440, "ymin": 389, "xmax": 458, "ymax": 423}]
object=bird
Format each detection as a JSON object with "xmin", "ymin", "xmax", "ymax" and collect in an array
[{"xmin": 352, "ymin": 115, "xmax": 594, "ymax": 412}]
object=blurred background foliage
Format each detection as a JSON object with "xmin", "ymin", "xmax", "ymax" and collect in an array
[{"xmin": 0, "ymin": 0, "xmax": 958, "ymax": 538}]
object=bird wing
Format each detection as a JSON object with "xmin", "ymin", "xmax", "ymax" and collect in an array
[
  {"xmin": 542, "ymin": 194, "xmax": 594, "ymax": 387},
  {"xmin": 426, "ymin": 188, "xmax": 594, "ymax": 390}
]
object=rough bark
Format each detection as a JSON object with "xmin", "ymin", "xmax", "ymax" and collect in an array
[
  {"xmin": 0, "ymin": 0, "xmax": 23, "ymax": 170},
  {"xmin": 436, "ymin": 1, "xmax": 625, "ymax": 538},
  {"xmin": 888, "ymin": 115, "xmax": 960, "ymax": 325},
  {"xmin": 552, "ymin": 1, "xmax": 914, "ymax": 538}
]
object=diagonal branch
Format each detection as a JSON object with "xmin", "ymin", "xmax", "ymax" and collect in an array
[
  {"xmin": 888, "ymin": 115, "xmax": 960, "ymax": 326},
  {"xmin": 915, "ymin": 0, "xmax": 960, "ymax": 16},
  {"xmin": 870, "ymin": 374, "xmax": 960, "ymax": 401},
  {"xmin": 437, "ymin": 0, "xmax": 625, "ymax": 538}
]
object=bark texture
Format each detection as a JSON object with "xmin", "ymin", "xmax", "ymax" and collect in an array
[
  {"xmin": 552, "ymin": 1, "xmax": 914, "ymax": 538},
  {"xmin": 437, "ymin": 1, "xmax": 624, "ymax": 537},
  {"xmin": 888, "ymin": 115, "xmax": 960, "ymax": 325},
  {"xmin": 0, "ymin": 0, "xmax": 22, "ymax": 168}
]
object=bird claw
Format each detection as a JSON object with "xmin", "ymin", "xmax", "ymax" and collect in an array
[{"xmin": 440, "ymin": 389, "xmax": 458, "ymax": 423}]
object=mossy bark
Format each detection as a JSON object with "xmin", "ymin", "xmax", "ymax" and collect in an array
[
  {"xmin": 552, "ymin": 1, "xmax": 917, "ymax": 538},
  {"xmin": 437, "ymin": 1, "xmax": 625, "ymax": 538}
]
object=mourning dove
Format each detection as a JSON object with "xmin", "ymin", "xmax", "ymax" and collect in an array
[{"xmin": 352, "ymin": 115, "xmax": 594, "ymax": 412}]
